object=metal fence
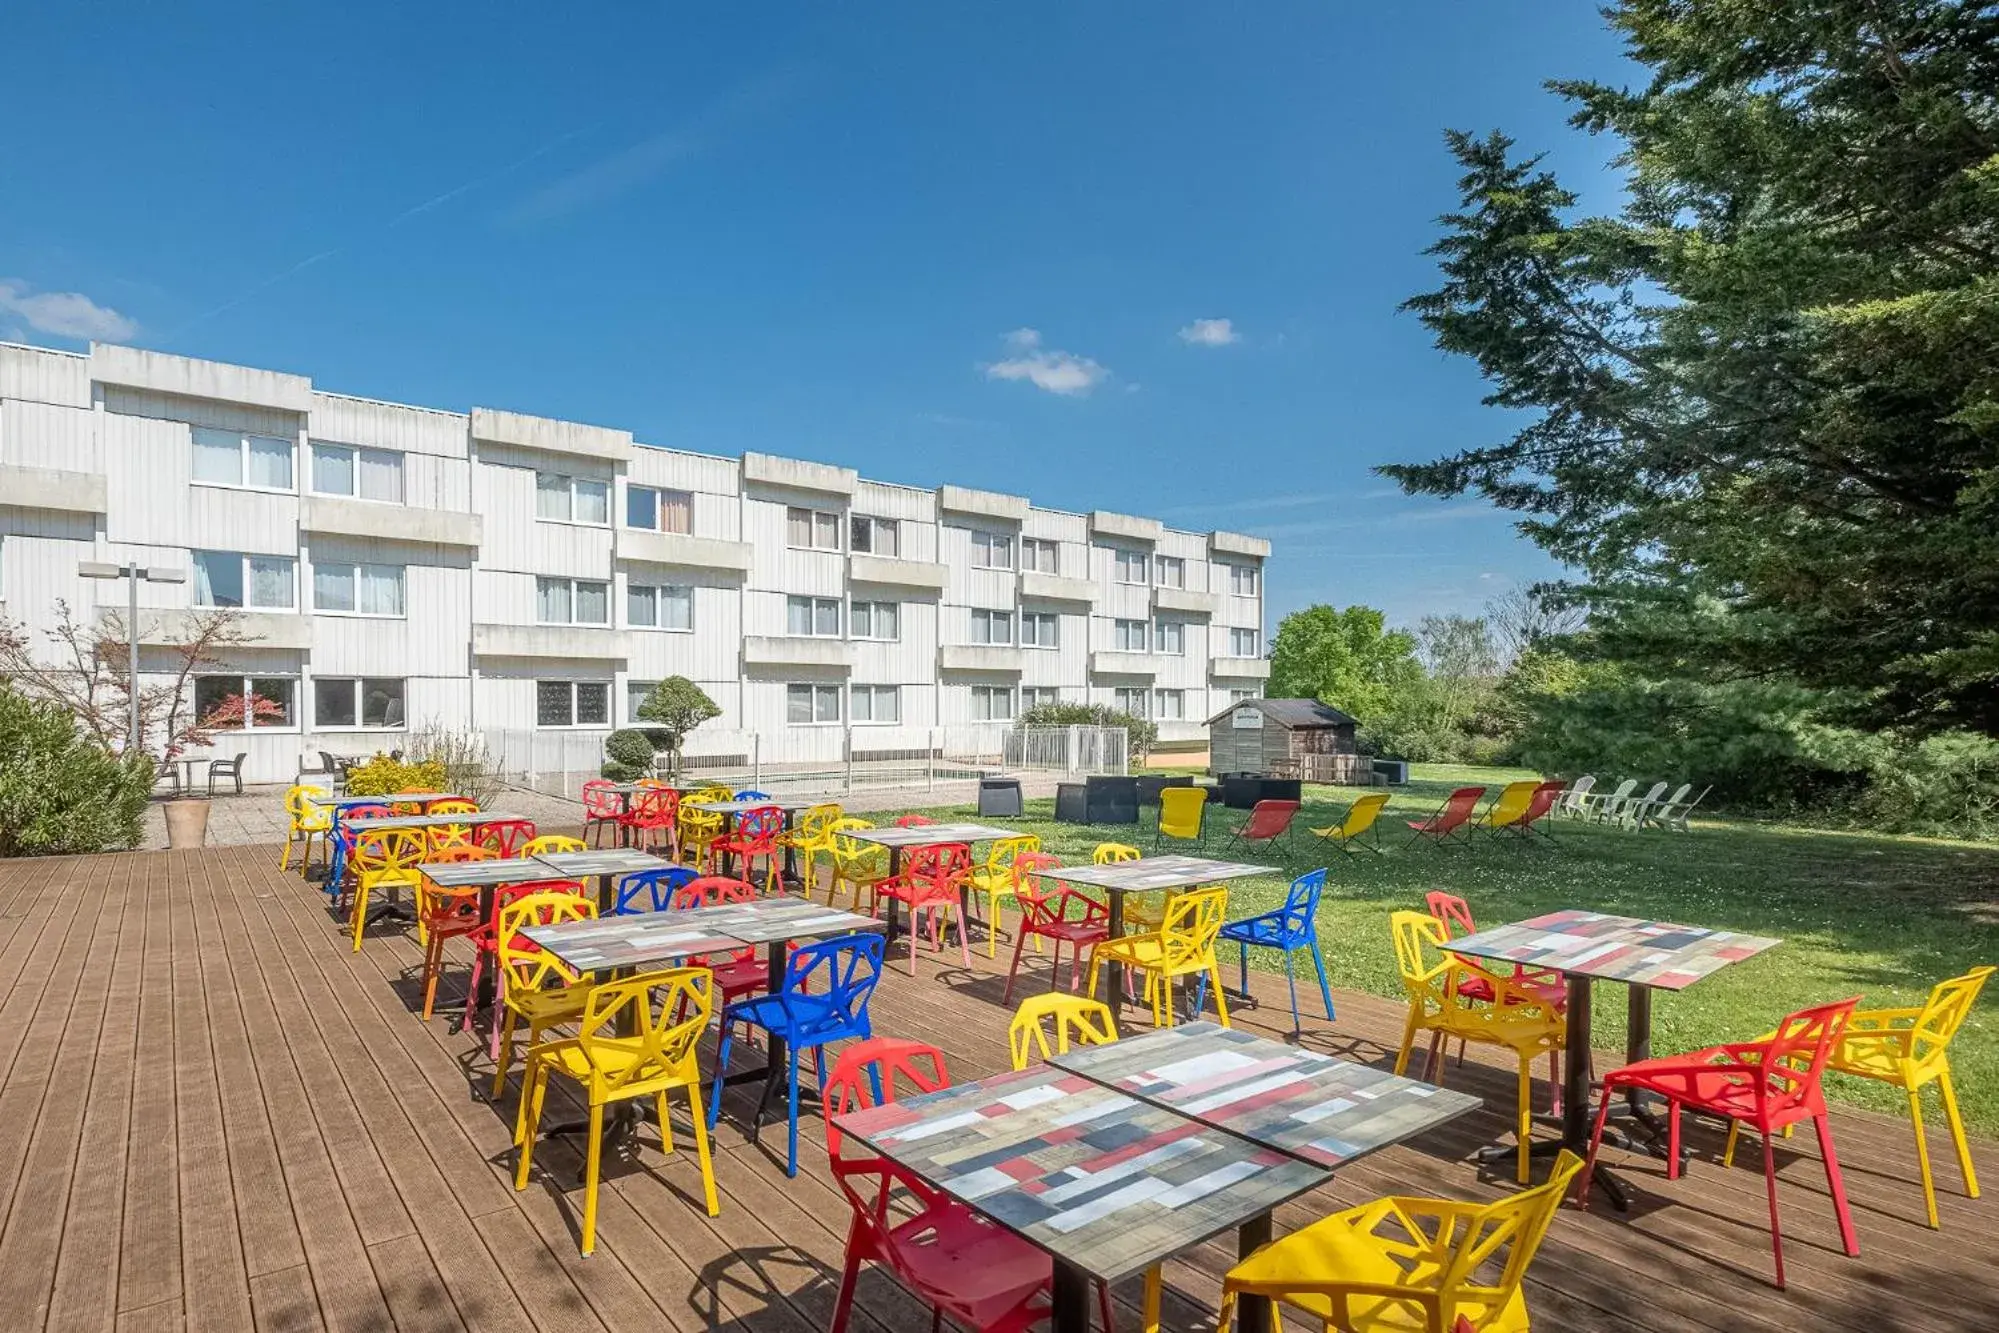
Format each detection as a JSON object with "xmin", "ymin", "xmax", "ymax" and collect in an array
[{"xmin": 480, "ymin": 722, "xmax": 1127, "ymax": 800}]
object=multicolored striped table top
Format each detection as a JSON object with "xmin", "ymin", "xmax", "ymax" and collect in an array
[
  {"xmin": 1047, "ymin": 1023, "xmax": 1479, "ymax": 1167},
  {"xmin": 415, "ymin": 859, "xmax": 550, "ymax": 888},
  {"xmin": 662, "ymin": 895, "xmax": 880, "ymax": 946},
  {"xmin": 1445, "ymin": 910, "xmax": 1781, "ymax": 990},
  {"xmin": 832, "ymin": 1065, "xmax": 1330, "ymax": 1284},
  {"xmin": 521, "ymin": 893, "xmax": 879, "ymax": 972},
  {"xmin": 1045, "ymin": 855, "xmax": 1275, "ymax": 894},
  {"xmin": 528, "ymin": 849, "xmax": 674, "ymax": 879},
  {"xmin": 839, "ymin": 823, "xmax": 1021, "ymax": 849}
]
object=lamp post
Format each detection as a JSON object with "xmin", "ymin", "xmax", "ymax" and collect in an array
[{"xmin": 78, "ymin": 561, "xmax": 186, "ymax": 755}]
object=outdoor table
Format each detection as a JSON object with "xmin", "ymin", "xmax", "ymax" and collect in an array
[
  {"xmin": 341, "ymin": 811, "xmax": 515, "ymax": 834},
  {"xmin": 415, "ymin": 857, "xmax": 552, "ymax": 1017},
  {"xmin": 1445, "ymin": 909, "xmax": 1780, "ymax": 1208},
  {"xmin": 833, "ymin": 1063, "xmax": 1331, "ymax": 1333},
  {"xmin": 686, "ymin": 797, "xmax": 823, "ymax": 886},
  {"xmin": 528, "ymin": 848, "xmax": 675, "ymax": 915},
  {"xmin": 1039, "ymin": 855, "xmax": 1274, "ymax": 1016},
  {"xmin": 839, "ymin": 822, "xmax": 1021, "ymax": 941}
]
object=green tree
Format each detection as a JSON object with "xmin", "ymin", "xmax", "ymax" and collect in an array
[
  {"xmin": 0, "ymin": 682, "xmax": 152, "ymax": 857},
  {"xmin": 1390, "ymin": 1, "xmax": 1999, "ymax": 734},
  {"xmin": 1267, "ymin": 605, "xmax": 1423, "ymax": 719},
  {"xmin": 634, "ymin": 676, "xmax": 722, "ymax": 777}
]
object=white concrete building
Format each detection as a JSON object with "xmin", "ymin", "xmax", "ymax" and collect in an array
[{"xmin": 0, "ymin": 341, "xmax": 1271, "ymax": 781}]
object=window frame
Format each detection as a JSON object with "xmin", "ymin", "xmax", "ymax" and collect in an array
[
  {"xmin": 535, "ymin": 471, "xmax": 612, "ymax": 527},
  {"xmin": 192, "ymin": 549, "xmax": 297, "ymax": 611},
  {"xmin": 786, "ymin": 506, "xmax": 844, "ymax": 552},
  {"xmin": 785, "ymin": 594, "xmax": 843, "ymax": 638},
  {"xmin": 191, "ymin": 426, "xmax": 296, "ymax": 493},
  {"xmin": 1113, "ymin": 686, "xmax": 1150, "ymax": 718},
  {"xmin": 313, "ymin": 676, "xmax": 408, "ymax": 730},
  {"xmin": 309, "ymin": 441, "xmax": 404, "ymax": 503},
  {"xmin": 849, "ymin": 599, "xmax": 901, "ymax": 642},
  {"xmin": 1153, "ymin": 555, "xmax": 1185, "ymax": 589},
  {"xmin": 970, "ymin": 684, "xmax": 1016, "ymax": 722},
  {"xmin": 1020, "ymin": 686, "xmax": 1060, "ymax": 710},
  {"xmin": 849, "ymin": 683, "xmax": 901, "ymax": 724},
  {"xmin": 849, "ymin": 514, "xmax": 899, "ymax": 558},
  {"xmin": 1153, "ymin": 688, "xmax": 1186, "ymax": 721},
  {"xmin": 1019, "ymin": 610, "xmax": 1060, "ymax": 649},
  {"xmin": 970, "ymin": 529, "xmax": 1015, "ymax": 570},
  {"xmin": 1113, "ymin": 618, "xmax": 1149, "ymax": 652},
  {"xmin": 1154, "ymin": 618, "xmax": 1186, "ymax": 656},
  {"xmin": 970, "ymin": 608, "xmax": 1014, "ymax": 646},
  {"xmin": 626, "ymin": 483, "xmax": 694, "ymax": 534},
  {"xmin": 1229, "ymin": 627, "xmax": 1261, "ymax": 657},
  {"xmin": 1021, "ymin": 537, "xmax": 1060, "ymax": 575},
  {"xmin": 536, "ymin": 679, "xmax": 611, "ymax": 729},
  {"xmin": 786, "ymin": 682, "xmax": 844, "ymax": 725},
  {"xmin": 535, "ymin": 576, "xmax": 611, "ymax": 627},
  {"xmin": 313, "ymin": 560, "xmax": 407, "ymax": 618},
  {"xmin": 1113, "ymin": 548, "xmax": 1150, "ymax": 585},
  {"xmin": 1229, "ymin": 562, "xmax": 1261, "ymax": 597},
  {"xmin": 627, "ymin": 582, "xmax": 694, "ymax": 632},
  {"xmin": 193, "ymin": 674, "xmax": 299, "ymax": 732}
]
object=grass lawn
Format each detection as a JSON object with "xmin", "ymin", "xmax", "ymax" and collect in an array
[{"xmin": 874, "ymin": 762, "xmax": 1999, "ymax": 1133}]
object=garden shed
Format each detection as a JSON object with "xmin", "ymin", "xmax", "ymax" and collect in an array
[{"xmin": 1206, "ymin": 697, "xmax": 1370, "ymax": 784}]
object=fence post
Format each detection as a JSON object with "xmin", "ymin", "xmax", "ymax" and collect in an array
[
  {"xmin": 753, "ymin": 732, "xmax": 762, "ymax": 790},
  {"xmin": 926, "ymin": 729, "xmax": 935, "ymax": 791}
]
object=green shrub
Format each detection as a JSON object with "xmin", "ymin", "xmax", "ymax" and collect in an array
[
  {"xmin": 0, "ymin": 682, "xmax": 152, "ymax": 856},
  {"xmin": 602, "ymin": 728, "xmax": 657, "ymax": 781},
  {"xmin": 344, "ymin": 754, "xmax": 450, "ymax": 797}
]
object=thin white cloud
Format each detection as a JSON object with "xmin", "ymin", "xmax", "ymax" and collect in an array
[
  {"xmin": 982, "ymin": 328, "xmax": 1110, "ymax": 397},
  {"xmin": 1178, "ymin": 317, "xmax": 1239, "ymax": 347},
  {"xmin": 0, "ymin": 280, "xmax": 138, "ymax": 342}
]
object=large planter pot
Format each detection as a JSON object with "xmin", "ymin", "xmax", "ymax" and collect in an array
[{"xmin": 164, "ymin": 797, "xmax": 210, "ymax": 849}]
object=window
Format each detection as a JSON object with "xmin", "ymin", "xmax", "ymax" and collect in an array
[
  {"xmin": 1154, "ymin": 689, "xmax": 1186, "ymax": 720},
  {"xmin": 1154, "ymin": 619, "xmax": 1186, "ymax": 655},
  {"xmin": 971, "ymin": 685, "xmax": 1015, "ymax": 722},
  {"xmin": 850, "ymin": 515, "xmax": 899, "ymax": 557},
  {"xmin": 314, "ymin": 562, "xmax": 406, "ymax": 616},
  {"xmin": 192, "ymin": 427, "xmax": 294, "ymax": 490},
  {"xmin": 536, "ymin": 680, "xmax": 610, "ymax": 727},
  {"xmin": 1230, "ymin": 688, "xmax": 1261, "ymax": 703},
  {"xmin": 1021, "ymin": 538, "xmax": 1059, "ymax": 575},
  {"xmin": 627, "ymin": 583, "xmax": 693, "ymax": 630},
  {"xmin": 787, "ymin": 683, "xmax": 842, "ymax": 724},
  {"xmin": 786, "ymin": 595, "xmax": 842, "ymax": 637},
  {"xmin": 315, "ymin": 678, "xmax": 405, "ymax": 729},
  {"xmin": 970, "ymin": 608, "xmax": 1013, "ymax": 645},
  {"xmin": 193, "ymin": 550, "xmax": 295, "ymax": 610},
  {"xmin": 194, "ymin": 675, "xmax": 296, "ymax": 730},
  {"xmin": 971, "ymin": 530, "xmax": 1014, "ymax": 570},
  {"xmin": 1020, "ymin": 611, "xmax": 1060, "ymax": 648},
  {"xmin": 1114, "ymin": 549, "xmax": 1149, "ymax": 584},
  {"xmin": 1114, "ymin": 618, "xmax": 1149, "ymax": 652},
  {"xmin": 536, "ymin": 472, "xmax": 610, "ymax": 524},
  {"xmin": 1154, "ymin": 555, "xmax": 1185, "ymax": 589},
  {"xmin": 1229, "ymin": 563, "xmax": 1260, "ymax": 597},
  {"xmin": 626, "ymin": 680, "xmax": 658, "ymax": 723},
  {"xmin": 537, "ymin": 577, "xmax": 609, "ymax": 625},
  {"xmin": 1020, "ymin": 686, "xmax": 1060, "ymax": 710},
  {"xmin": 1230, "ymin": 627, "xmax": 1261, "ymax": 657},
  {"xmin": 850, "ymin": 685, "xmax": 901, "ymax": 723},
  {"xmin": 310, "ymin": 443, "xmax": 403, "ymax": 502},
  {"xmin": 1113, "ymin": 687, "xmax": 1149, "ymax": 717},
  {"xmin": 625, "ymin": 484, "xmax": 693, "ymax": 533},
  {"xmin": 787, "ymin": 506, "xmax": 843, "ymax": 551},
  {"xmin": 850, "ymin": 600, "xmax": 900, "ymax": 641}
]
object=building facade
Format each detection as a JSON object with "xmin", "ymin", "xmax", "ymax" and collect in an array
[{"xmin": 0, "ymin": 341, "xmax": 1271, "ymax": 781}]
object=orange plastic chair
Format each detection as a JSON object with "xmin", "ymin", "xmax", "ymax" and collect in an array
[
  {"xmin": 389, "ymin": 786, "xmax": 438, "ymax": 815},
  {"xmin": 1391, "ymin": 911, "xmax": 1563, "ymax": 1183},
  {"xmin": 1221, "ymin": 1151, "xmax": 1584, "ymax": 1332},
  {"xmin": 1088, "ymin": 886, "xmax": 1231, "ymax": 1030},
  {"xmin": 1008, "ymin": 993, "xmax": 1117, "ymax": 1070},
  {"xmin": 491, "ymin": 888, "xmax": 599, "ymax": 1099},
  {"xmin": 415, "ymin": 844, "xmax": 498, "ymax": 1020},
  {"xmin": 514, "ymin": 967, "xmax": 720, "ymax": 1254},
  {"xmin": 347, "ymin": 829, "xmax": 426, "ymax": 953}
]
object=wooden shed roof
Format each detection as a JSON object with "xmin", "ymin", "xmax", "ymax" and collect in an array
[{"xmin": 1204, "ymin": 697, "xmax": 1359, "ymax": 729}]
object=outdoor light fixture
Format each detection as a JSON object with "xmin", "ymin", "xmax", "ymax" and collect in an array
[{"xmin": 77, "ymin": 560, "xmax": 187, "ymax": 754}]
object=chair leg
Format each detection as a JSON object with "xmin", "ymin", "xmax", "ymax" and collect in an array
[
  {"xmin": 1002, "ymin": 928, "xmax": 1031, "ymax": 1006},
  {"xmin": 1310, "ymin": 943, "xmax": 1335, "ymax": 1022},
  {"xmin": 1938, "ymin": 1069, "xmax": 1980, "ymax": 1200},
  {"xmin": 1394, "ymin": 1011, "xmax": 1419, "ymax": 1077},
  {"xmin": 513, "ymin": 1064, "xmax": 548, "ymax": 1189},
  {"xmin": 1910, "ymin": 1088, "xmax": 1940, "ymax": 1228},
  {"xmin": 1140, "ymin": 1266, "xmax": 1162, "ymax": 1333},
  {"xmin": 349, "ymin": 884, "xmax": 370, "ymax": 952},
  {"xmin": 1208, "ymin": 963, "xmax": 1229, "ymax": 1028},
  {"xmin": 829, "ymin": 1224, "xmax": 866, "ymax": 1333},
  {"xmin": 1238, "ymin": 941, "xmax": 1250, "ymax": 997},
  {"xmin": 1574, "ymin": 1086, "xmax": 1618, "ymax": 1209},
  {"xmin": 1723, "ymin": 1119, "xmax": 1741, "ymax": 1168},
  {"xmin": 785, "ymin": 1048, "xmax": 802, "ymax": 1178},
  {"xmin": 581, "ymin": 1102, "xmax": 605, "ymax": 1255},
  {"xmin": 686, "ymin": 1083, "xmax": 721, "ymax": 1216},
  {"xmin": 1665, "ymin": 1100, "xmax": 1682, "ymax": 1181},
  {"xmin": 1515, "ymin": 1056, "xmax": 1534, "ymax": 1185},
  {"xmin": 1813, "ymin": 1114, "xmax": 1860, "ymax": 1258},
  {"xmin": 1282, "ymin": 950, "xmax": 1301, "ymax": 1032},
  {"xmin": 1762, "ymin": 1133, "xmax": 1787, "ymax": 1288},
  {"xmin": 420, "ymin": 935, "xmax": 443, "ymax": 1021},
  {"xmin": 492, "ymin": 1008, "xmax": 518, "ymax": 1099}
]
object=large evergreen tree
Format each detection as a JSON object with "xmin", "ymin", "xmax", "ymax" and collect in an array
[{"xmin": 1391, "ymin": 1, "xmax": 1999, "ymax": 733}]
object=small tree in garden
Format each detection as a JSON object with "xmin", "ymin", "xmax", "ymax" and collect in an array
[{"xmin": 634, "ymin": 676, "xmax": 722, "ymax": 777}]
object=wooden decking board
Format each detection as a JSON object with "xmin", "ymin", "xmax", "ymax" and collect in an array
[{"xmin": 0, "ymin": 843, "xmax": 1995, "ymax": 1333}]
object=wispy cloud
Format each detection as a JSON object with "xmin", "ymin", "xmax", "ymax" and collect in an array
[
  {"xmin": 0, "ymin": 280, "xmax": 138, "ymax": 341},
  {"xmin": 502, "ymin": 69, "xmax": 803, "ymax": 227},
  {"xmin": 1178, "ymin": 317, "xmax": 1239, "ymax": 347},
  {"xmin": 982, "ymin": 328, "xmax": 1111, "ymax": 397}
]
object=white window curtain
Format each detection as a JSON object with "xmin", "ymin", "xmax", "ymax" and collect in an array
[
  {"xmin": 358, "ymin": 564, "xmax": 403, "ymax": 616},
  {"xmin": 249, "ymin": 556, "xmax": 294, "ymax": 609},
  {"xmin": 356, "ymin": 448, "xmax": 402, "ymax": 502},
  {"xmin": 315, "ymin": 563, "xmax": 356, "ymax": 612},
  {"xmin": 537, "ymin": 577, "xmax": 571, "ymax": 624},
  {"xmin": 628, "ymin": 586, "xmax": 657, "ymax": 627},
  {"xmin": 660, "ymin": 586, "xmax": 692, "ymax": 630},
  {"xmin": 312, "ymin": 444, "xmax": 353, "ymax": 495},
  {"xmin": 575, "ymin": 580, "xmax": 608, "ymax": 624},
  {"xmin": 192, "ymin": 428, "xmax": 239, "ymax": 483},
  {"xmin": 575, "ymin": 480, "xmax": 609, "ymax": 524},
  {"xmin": 247, "ymin": 436, "xmax": 292, "ymax": 488},
  {"xmin": 536, "ymin": 473, "xmax": 570, "ymax": 520}
]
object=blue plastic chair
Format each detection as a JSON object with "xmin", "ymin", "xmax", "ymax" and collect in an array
[
  {"xmin": 1199, "ymin": 868, "xmax": 1335, "ymax": 1030},
  {"xmin": 733, "ymin": 789, "xmax": 771, "ymax": 801},
  {"xmin": 612, "ymin": 865, "xmax": 699, "ymax": 915},
  {"xmin": 708, "ymin": 932, "xmax": 885, "ymax": 1176},
  {"xmin": 323, "ymin": 803, "xmax": 392, "ymax": 897}
]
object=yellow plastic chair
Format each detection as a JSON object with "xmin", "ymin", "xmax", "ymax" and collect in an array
[
  {"xmin": 827, "ymin": 818, "xmax": 893, "ymax": 910},
  {"xmin": 1391, "ymin": 911, "xmax": 1564, "ymax": 1183},
  {"xmin": 1310, "ymin": 791, "xmax": 1391, "ymax": 855},
  {"xmin": 677, "ymin": 786, "xmax": 735, "ymax": 866},
  {"xmin": 491, "ymin": 890, "xmax": 600, "ymax": 1098},
  {"xmin": 1474, "ymin": 780, "xmax": 1540, "ymax": 837},
  {"xmin": 347, "ymin": 829, "xmax": 426, "ymax": 952},
  {"xmin": 1088, "ymin": 886, "xmax": 1231, "ymax": 1030},
  {"xmin": 1008, "ymin": 994, "xmax": 1119, "ymax": 1070},
  {"xmin": 514, "ymin": 966, "xmax": 721, "ymax": 1255},
  {"xmin": 1219, "ymin": 1150, "xmax": 1584, "ymax": 1333},
  {"xmin": 522, "ymin": 834, "xmax": 585, "ymax": 856},
  {"xmin": 1755, "ymin": 965, "xmax": 1991, "ymax": 1229},
  {"xmin": 967, "ymin": 835, "xmax": 1042, "ymax": 957},
  {"xmin": 425, "ymin": 797, "xmax": 480, "ymax": 855},
  {"xmin": 1155, "ymin": 787, "xmax": 1208, "ymax": 849},
  {"xmin": 1095, "ymin": 843, "xmax": 1142, "ymax": 864},
  {"xmin": 281, "ymin": 784, "xmax": 333, "ymax": 872},
  {"xmin": 778, "ymin": 802, "xmax": 844, "ymax": 894}
]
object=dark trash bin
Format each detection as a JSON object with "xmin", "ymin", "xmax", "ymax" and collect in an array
[
  {"xmin": 1054, "ymin": 783, "xmax": 1089, "ymax": 823},
  {"xmin": 1084, "ymin": 776, "xmax": 1140, "ymax": 824},
  {"xmin": 978, "ymin": 777, "xmax": 1024, "ymax": 818}
]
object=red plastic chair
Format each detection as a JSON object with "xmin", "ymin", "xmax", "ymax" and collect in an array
[
  {"xmin": 619, "ymin": 785, "xmax": 680, "ymax": 856},
  {"xmin": 1219, "ymin": 799, "xmax": 1301, "ymax": 857},
  {"xmin": 1002, "ymin": 855, "xmax": 1110, "ymax": 1005},
  {"xmin": 458, "ymin": 878, "xmax": 587, "ymax": 1054},
  {"xmin": 875, "ymin": 843, "xmax": 973, "ymax": 976},
  {"xmin": 1577, "ymin": 996, "xmax": 1862, "ymax": 1288},
  {"xmin": 669, "ymin": 876, "xmax": 768, "ymax": 1008},
  {"xmin": 709, "ymin": 804, "xmax": 785, "ymax": 893},
  {"xmin": 1508, "ymin": 779, "xmax": 1569, "ymax": 842},
  {"xmin": 580, "ymin": 779, "xmax": 623, "ymax": 847},
  {"xmin": 474, "ymin": 818, "xmax": 538, "ymax": 858},
  {"xmin": 823, "ymin": 1039, "xmax": 1115, "ymax": 1333},
  {"xmin": 892, "ymin": 813, "xmax": 935, "ymax": 828},
  {"xmin": 1406, "ymin": 786, "xmax": 1486, "ymax": 848}
]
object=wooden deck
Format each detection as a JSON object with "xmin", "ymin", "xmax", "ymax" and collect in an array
[{"xmin": 0, "ymin": 843, "xmax": 1993, "ymax": 1332}]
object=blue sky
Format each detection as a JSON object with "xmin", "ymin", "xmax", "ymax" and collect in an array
[{"xmin": 2, "ymin": 3, "xmax": 1636, "ymax": 629}]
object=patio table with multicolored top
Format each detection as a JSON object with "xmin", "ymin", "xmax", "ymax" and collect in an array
[
  {"xmin": 838, "ymin": 822, "xmax": 1022, "ymax": 940},
  {"xmin": 1047, "ymin": 1021, "xmax": 1480, "ymax": 1168},
  {"xmin": 832, "ymin": 1063, "xmax": 1331, "ymax": 1333},
  {"xmin": 687, "ymin": 797, "xmax": 825, "ymax": 885},
  {"xmin": 1445, "ymin": 909, "xmax": 1781, "ymax": 1205}
]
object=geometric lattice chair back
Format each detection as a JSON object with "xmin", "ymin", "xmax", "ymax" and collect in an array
[
  {"xmin": 984, "ymin": 834, "xmax": 1041, "ymax": 879},
  {"xmin": 496, "ymin": 890, "xmax": 598, "ymax": 995},
  {"xmin": 1910, "ymin": 967, "xmax": 1995, "ymax": 1073},
  {"xmin": 822, "ymin": 1037, "xmax": 951, "ymax": 1156},
  {"xmin": 1008, "ymin": 994, "xmax": 1117, "ymax": 1070},
  {"xmin": 1272, "ymin": 868, "xmax": 1327, "ymax": 937},
  {"xmin": 1093, "ymin": 842, "xmax": 1142, "ymax": 864},
  {"xmin": 1436, "ymin": 1149, "xmax": 1585, "ymax": 1306},
  {"xmin": 354, "ymin": 829, "xmax": 426, "ymax": 881},
  {"xmin": 1158, "ymin": 885, "xmax": 1228, "ymax": 970},
  {"xmin": 1391, "ymin": 909, "xmax": 1452, "ymax": 1006},
  {"xmin": 1754, "ymin": 998, "xmax": 1859, "ymax": 1120},
  {"xmin": 613, "ymin": 865, "xmax": 699, "ymax": 915},
  {"xmin": 572, "ymin": 966, "xmax": 713, "ymax": 1098},
  {"xmin": 1424, "ymin": 891, "xmax": 1477, "ymax": 940}
]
